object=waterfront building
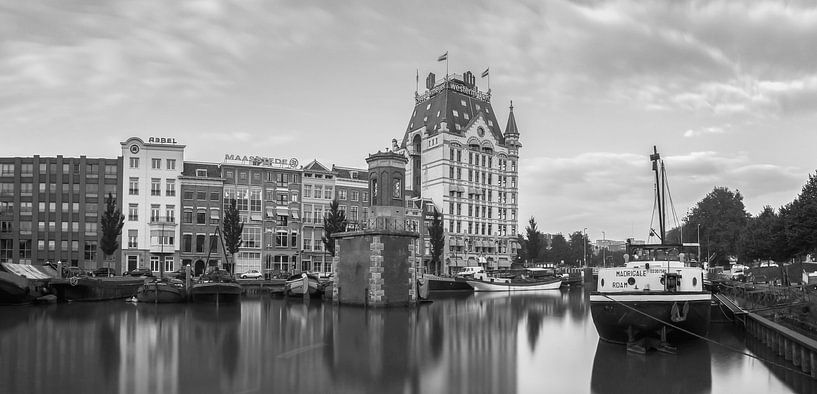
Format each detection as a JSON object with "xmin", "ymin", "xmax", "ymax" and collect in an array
[
  {"xmin": 0, "ymin": 155, "xmax": 123, "ymax": 271},
  {"xmin": 120, "ymin": 137, "xmax": 185, "ymax": 274},
  {"xmin": 394, "ymin": 70, "xmax": 522, "ymax": 274},
  {"xmin": 301, "ymin": 160, "xmax": 334, "ymax": 274},
  {"xmin": 179, "ymin": 162, "xmax": 224, "ymax": 275},
  {"xmin": 221, "ymin": 154, "xmax": 302, "ymax": 276},
  {"xmin": 331, "ymin": 165, "xmax": 369, "ymax": 231}
]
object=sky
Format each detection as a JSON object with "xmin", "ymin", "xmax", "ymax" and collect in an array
[{"xmin": 2, "ymin": 0, "xmax": 817, "ymax": 242}]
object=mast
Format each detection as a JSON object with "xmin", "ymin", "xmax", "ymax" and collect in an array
[{"xmin": 650, "ymin": 146, "xmax": 666, "ymax": 244}]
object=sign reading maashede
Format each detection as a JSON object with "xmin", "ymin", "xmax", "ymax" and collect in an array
[{"xmin": 223, "ymin": 154, "xmax": 299, "ymax": 169}]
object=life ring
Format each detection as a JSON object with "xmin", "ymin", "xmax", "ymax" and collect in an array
[{"xmin": 69, "ymin": 276, "xmax": 78, "ymax": 286}]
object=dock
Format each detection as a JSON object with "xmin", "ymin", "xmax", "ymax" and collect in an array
[{"xmin": 713, "ymin": 282, "xmax": 817, "ymax": 378}]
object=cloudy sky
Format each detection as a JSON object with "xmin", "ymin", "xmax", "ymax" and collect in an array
[{"xmin": 2, "ymin": 0, "xmax": 816, "ymax": 242}]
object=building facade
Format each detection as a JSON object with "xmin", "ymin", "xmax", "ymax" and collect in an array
[
  {"xmin": 120, "ymin": 137, "xmax": 185, "ymax": 274},
  {"xmin": 0, "ymin": 155, "xmax": 123, "ymax": 270},
  {"xmin": 332, "ymin": 165, "xmax": 369, "ymax": 231},
  {"xmin": 301, "ymin": 160, "xmax": 334, "ymax": 274},
  {"xmin": 395, "ymin": 70, "xmax": 521, "ymax": 274},
  {"xmin": 179, "ymin": 162, "xmax": 224, "ymax": 275}
]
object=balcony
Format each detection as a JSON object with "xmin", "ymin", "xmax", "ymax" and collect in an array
[{"xmin": 149, "ymin": 216, "xmax": 178, "ymax": 227}]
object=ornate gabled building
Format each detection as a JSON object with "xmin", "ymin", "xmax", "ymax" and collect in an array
[
  {"xmin": 395, "ymin": 70, "xmax": 521, "ymax": 274},
  {"xmin": 301, "ymin": 160, "xmax": 335, "ymax": 273}
]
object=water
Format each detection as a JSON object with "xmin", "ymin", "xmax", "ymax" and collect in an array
[{"xmin": 0, "ymin": 288, "xmax": 815, "ymax": 394}]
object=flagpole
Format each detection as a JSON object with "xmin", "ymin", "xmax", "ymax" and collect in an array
[{"xmin": 446, "ymin": 53, "xmax": 449, "ymax": 81}]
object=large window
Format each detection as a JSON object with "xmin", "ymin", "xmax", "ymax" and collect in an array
[
  {"xmin": 183, "ymin": 234, "xmax": 193, "ymax": 252},
  {"xmin": 128, "ymin": 204, "xmax": 138, "ymax": 221},
  {"xmin": 166, "ymin": 179, "xmax": 175, "ymax": 196},
  {"xmin": 129, "ymin": 157, "xmax": 139, "ymax": 168},
  {"xmin": 0, "ymin": 164, "xmax": 14, "ymax": 176},
  {"xmin": 152, "ymin": 158, "xmax": 161, "ymax": 169},
  {"xmin": 276, "ymin": 231, "xmax": 288, "ymax": 247},
  {"xmin": 236, "ymin": 188, "xmax": 248, "ymax": 211},
  {"xmin": 0, "ymin": 239, "xmax": 13, "ymax": 262},
  {"xmin": 128, "ymin": 230, "xmax": 138, "ymax": 248},
  {"xmin": 84, "ymin": 241, "xmax": 97, "ymax": 261},
  {"xmin": 196, "ymin": 235, "xmax": 205, "ymax": 253},
  {"xmin": 129, "ymin": 177, "xmax": 139, "ymax": 195},
  {"xmin": 151, "ymin": 178, "xmax": 161, "ymax": 196},
  {"xmin": 250, "ymin": 189, "xmax": 262, "ymax": 212},
  {"xmin": 243, "ymin": 227, "xmax": 261, "ymax": 248}
]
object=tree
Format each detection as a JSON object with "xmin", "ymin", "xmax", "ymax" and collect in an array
[
  {"xmin": 784, "ymin": 173, "xmax": 817, "ymax": 259},
  {"xmin": 222, "ymin": 199, "xmax": 244, "ymax": 273},
  {"xmin": 739, "ymin": 206, "xmax": 788, "ymax": 263},
  {"xmin": 567, "ymin": 231, "xmax": 589, "ymax": 266},
  {"xmin": 684, "ymin": 187, "xmax": 749, "ymax": 266},
  {"xmin": 322, "ymin": 199, "xmax": 348, "ymax": 257},
  {"xmin": 99, "ymin": 193, "xmax": 124, "ymax": 269},
  {"xmin": 549, "ymin": 234, "xmax": 570, "ymax": 265},
  {"xmin": 515, "ymin": 234, "xmax": 528, "ymax": 265},
  {"xmin": 524, "ymin": 217, "xmax": 543, "ymax": 266},
  {"xmin": 427, "ymin": 207, "xmax": 445, "ymax": 276}
]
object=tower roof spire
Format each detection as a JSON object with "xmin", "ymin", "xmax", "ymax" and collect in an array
[{"xmin": 505, "ymin": 100, "xmax": 519, "ymax": 137}]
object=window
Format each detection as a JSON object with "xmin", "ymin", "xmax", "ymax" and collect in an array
[
  {"xmin": 197, "ymin": 191, "xmax": 207, "ymax": 200},
  {"xmin": 128, "ymin": 204, "xmax": 138, "ymax": 221},
  {"xmin": 150, "ymin": 205, "xmax": 160, "ymax": 222},
  {"xmin": 0, "ymin": 164, "xmax": 14, "ymax": 176},
  {"xmin": 151, "ymin": 179, "xmax": 161, "ymax": 196},
  {"xmin": 20, "ymin": 164, "xmax": 33, "ymax": 176},
  {"xmin": 196, "ymin": 210, "xmax": 206, "ymax": 224},
  {"xmin": 183, "ymin": 234, "xmax": 193, "ymax": 252},
  {"xmin": 167, "ymin": 159, "xmax": 176, "ymax": 170},
  {"xmin": 166, "ymin": 179, "xmax": 175, "ymax": 196},
  {"xmin": 210, "ymin": 208, "xmax": 220, "ymax": 221},
  {"xmin": 243, "ymin": 227, "xmax": 261, "ymax": 248},
  {"xmin": 0, "ymin": 183, "xmax": 14, "ymax": 197},
  {"xmin": 164, "ymin": 256, "xmax": 174, "ymax": 272},
  {"xmin": 0, "ymin": 221, "xmax": 11, "ymax": 233},
  {"xmin": 304, "ymin": 185, "xmax": 312, "ymax": 198},
  {"xmin": 338, "ymin": 189, "xmax": 347, "ymax": 200},
  {"xmin": 128, "ymin": 230, "xmax": 138, "ymax": 248},
  {"xmin": 151, "ymin": 256, "xmax": 160, "ymax": 272},
  {"xmin": 166, "ymin": 205, "xmax": 175, "ymax": 222},
  {"xmin": 85, "ymin": 222, "xmax": 97, "ymax": 235},
  {"xmin": 196, "ymin": 169, "xmax": 207, "ymax": 177},
  {"xmin": 362, "ymin": 192, "xmax": 368, "ymax": 203},
  {"xmin": 276, "ymin": 230, "xmax": 288, "ymax": 247},
  {"xmin": 84, "ymin": 241, "xmax": 97, "ymax": 261},
  {"xmin": 210, "ymin": 192, "xmax": 220, "ymax": 201},
  {"xmin": 129, "ymin": 177, "xmax": 139, "ymax": 195},
  {"xmin": 236, "ymin": 188, "xmax": 248, "ymax": 211},
  {"xmin": 196, "ymin": 235, "xmax": 205, "ymax": 253},
  {"xmin": 129, "ymin": 157, "xmax": 139, "ymax": 168},
  {"xmin": 184, "ymin": 190, "xmax": 194, "ymax": 200},
  {"xmin": 350, "ymin": 206, "xmax": 359, "ymax": 221},
  {"xmin": 277, "ymin": 193, "xmax": 289, "ymax": 205},
  {"xmin": 250, "ymin": 189, "xmax": 262, "ymax": 212},
  {"xmin": 324, "ymin": 187, "xmax": 333, "ymax": 199},
  {"xmin": 104, "ymin": 164, "xmax": 117, "ymax": 178},
  {"xmin": 152, "ymin": 158, "xmax": 161, "ymax": 169},
  {"xmin": 277, "ymin": 215, "xmax": 287, "ymax": 227},
  {"xmin": 183, "ymin": 210, "xmax": 193, "ymax": 224}
]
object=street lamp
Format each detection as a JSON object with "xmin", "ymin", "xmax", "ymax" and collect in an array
[{"xmin": 583, "ymin": 228, "xmax": 587, "ymax": 267}]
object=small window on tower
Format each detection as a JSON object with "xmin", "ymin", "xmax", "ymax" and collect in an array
[
  {"xmin": 461, "ymin": 100, "xmax": 466, "ymax": 106},
  {"xmin": 455, "ymin": 124, "xmax": 462, "ymax": 131},
  {"xmin": 453, "ymin": 110, "xmax": 459, "ymax": 117}
]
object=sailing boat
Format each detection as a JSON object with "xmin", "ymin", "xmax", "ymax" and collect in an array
[
  {"xmin": 136, "ymin": 222, "xmax": 187, "ymax": 303},
  {"xmin": 189, "ymin": 226, "xmax": 242, "ymax": 303},
  {"xmin": 589, "ymin": 146, "xmax": 711, "ymax": 354}
]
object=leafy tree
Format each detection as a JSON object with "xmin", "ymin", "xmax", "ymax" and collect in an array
[
  {"xmin": 567, "ymin": 231, "xmax": 590, "ymax": 266},
  {"xmin": 524, "ymin": 217, "xmax": 543, "ymax": 266},
  {"xmin": 322, "ymin": 199, "xmax": 348, "ymax": 257},
  {"xmin": 427, "ymin": 207, "xmax": 445, "ymax": 276},
  {"xmin": 739, "ymin": 206, "xmax": 788, "ymax": 263},
  {"xmin": 222, "ymin": 199, "xmax": 244, "ymax": 273},
  {"xmin": 549, "ymin": 234, "xmax": 570, "ymax": 265},
  {"xmin": 683, "ymin": 187, "xmax": 749, "ymax": 266},
  {"xmin": 784, "ymin": 173, "xmax": 817, "ymax": 259},
  {"xmin": 515, "ymin": 234, "xmax": 528, "ymax": 265},
  {"xmin": 99, "ymin": 193, "xmax": 125, "ymax": 269}
]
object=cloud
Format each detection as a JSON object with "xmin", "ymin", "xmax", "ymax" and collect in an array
[
  {"xmin": 683, "ymin": 125, "xmax": 729, "ymax": 138},
  {"xmin": 520, "ymin": 149, "xmax": 805, "ymax": 239}
]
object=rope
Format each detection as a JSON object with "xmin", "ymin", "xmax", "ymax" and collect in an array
[{"xmin": 600, "ymin": 293, "xmax": 814, "ymax": 378}]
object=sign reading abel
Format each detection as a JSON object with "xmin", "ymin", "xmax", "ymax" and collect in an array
[
  {"xmin": 148, "ymin": 137, "xmax": 178, "ymax": 144},
  {"xmin": 224, "ymin": 154, "xmax": 299, "ymax": 169}
]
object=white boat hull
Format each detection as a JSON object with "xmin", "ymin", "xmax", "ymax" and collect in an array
[{"xmin": 467, "ymin": 278, "xmax": 562, "ymax": 292}]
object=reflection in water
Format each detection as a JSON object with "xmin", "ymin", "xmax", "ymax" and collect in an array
[
  {"xmin": 590, "ymin": 339, "xmax": 712, "ymax": 394},
  {"xmin": 0, "ymin": 289, "xmax": 809, "ymax": 394}
]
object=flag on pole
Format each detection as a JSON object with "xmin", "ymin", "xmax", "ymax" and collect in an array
[
  {"xmin": 481, "ymin": 68, "xmax": 489, "ymax": 78},
  {"xmin": 437, "ymin": 52, "xmax": 448, "ymax": 62}
]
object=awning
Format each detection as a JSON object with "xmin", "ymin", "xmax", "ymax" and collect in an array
[
  {"xmin": 265, "ymin": 207, "xmax": 275, "ymax": 218},
  {"xmin": 1, "ymin": 263, "xmax": 58, "ymax": 280},
  {"xmin": 276, "ymin": 207, "xmax": 289, "ymax": 216}
]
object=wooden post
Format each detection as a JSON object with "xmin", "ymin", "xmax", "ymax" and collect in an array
[
  {"xmin": 794, "ymin": 343, "xmax": 802, "ymax": 367},
  {"xmin": 785, "ymin": 338, "xmax": 792, "ymax": 361},
  {"xmin": 802, "ymin": 348, "xmax": 809, "ymax": 373}
]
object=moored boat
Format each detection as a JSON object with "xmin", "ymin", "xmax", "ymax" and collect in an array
[
  {"xmin": 465, "ymin": 267, "xmax": 562, "ymax": 292},
  {"xmin": 136, "ymin": 278, "xmax": 187, "ymax": 303},
  {"xmin": 589, "ymin": 147, "xmax": 710, "ymax": 353},
  {"xmin": 190, "ymin": 269, "xmax": 241, "ymax": 303},
  {"xmin": 285, "ymin": 273, "xmax": 322, "ymax": 298},
  {"xmin": 0, "ymin": 263, "xmax": 56, "ymax": 305}
]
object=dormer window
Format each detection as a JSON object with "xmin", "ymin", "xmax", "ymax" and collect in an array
[{"xmin": 196, "ymin": 169, "xmax": 207, "ymax": 177}]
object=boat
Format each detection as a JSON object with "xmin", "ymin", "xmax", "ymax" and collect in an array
[
  {"xmin": 285, "ymin": 272, "xmax": 322, "ymax": 298},
  {"xmin": 189, "ymin": 269, "xmax": 242, "ymax": 303},
  {"xmin": 465, "ymin": 267, "xmax": 562, "ymax": 292},
  {"xmin": 0, "ymin": 263, "xmax": 57, "ymax": 305},
  {"xmin": 135, "ymin": 278, "xmax": 187, "ymax": 303},
  {"xmin": 589, "ymin": 146, "xmax": 711, "ymax": 353},
  {"xmin": 418, "ymin": 274, "xmax": 473, "ymax": 299}
]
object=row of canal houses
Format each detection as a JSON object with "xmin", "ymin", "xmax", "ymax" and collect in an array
[{"xmin": 0, "ymin": 136, "xmax": 435, "ymax": 278}]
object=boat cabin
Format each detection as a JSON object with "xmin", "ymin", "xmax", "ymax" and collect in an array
[{"xmin": 597, "ymin": 243, "xmax": 705, "ymax": 294}]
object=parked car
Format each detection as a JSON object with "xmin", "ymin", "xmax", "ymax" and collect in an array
[
  {"xmin": 64, "ymin": 266, "xmax": 88, "ymax": 278},
  {"xmin": 239, "ymin": 270, "xmax": 263, "ymax": 279},
  {"xmin": 127, "ymin": 268, "xmax": 155, "ymax": 277},
  {"xmin": 92, "ymin": 267, "xmax": 116, "ymax": 277}
]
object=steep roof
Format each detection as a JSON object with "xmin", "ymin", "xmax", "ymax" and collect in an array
[
  {"xmin": 303, "ymin": 159, "xmax": 330, "ymax": 173},
  {"xmin": 505, "ymin": 101, "xmax": 519, "ymax": 137},
  {"xmin": 401, "ymin": 74, "xmax": 505, "ymax": 148}
]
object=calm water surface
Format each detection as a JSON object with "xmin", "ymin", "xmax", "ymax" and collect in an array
[{"xmin": 1, "ymin": 288, "xmax": 815, "ymax": 394}]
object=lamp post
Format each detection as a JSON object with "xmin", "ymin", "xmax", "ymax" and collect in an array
[{"xmin": 583, "ymin": 228, "xmax": 587, "ymax": 267}]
